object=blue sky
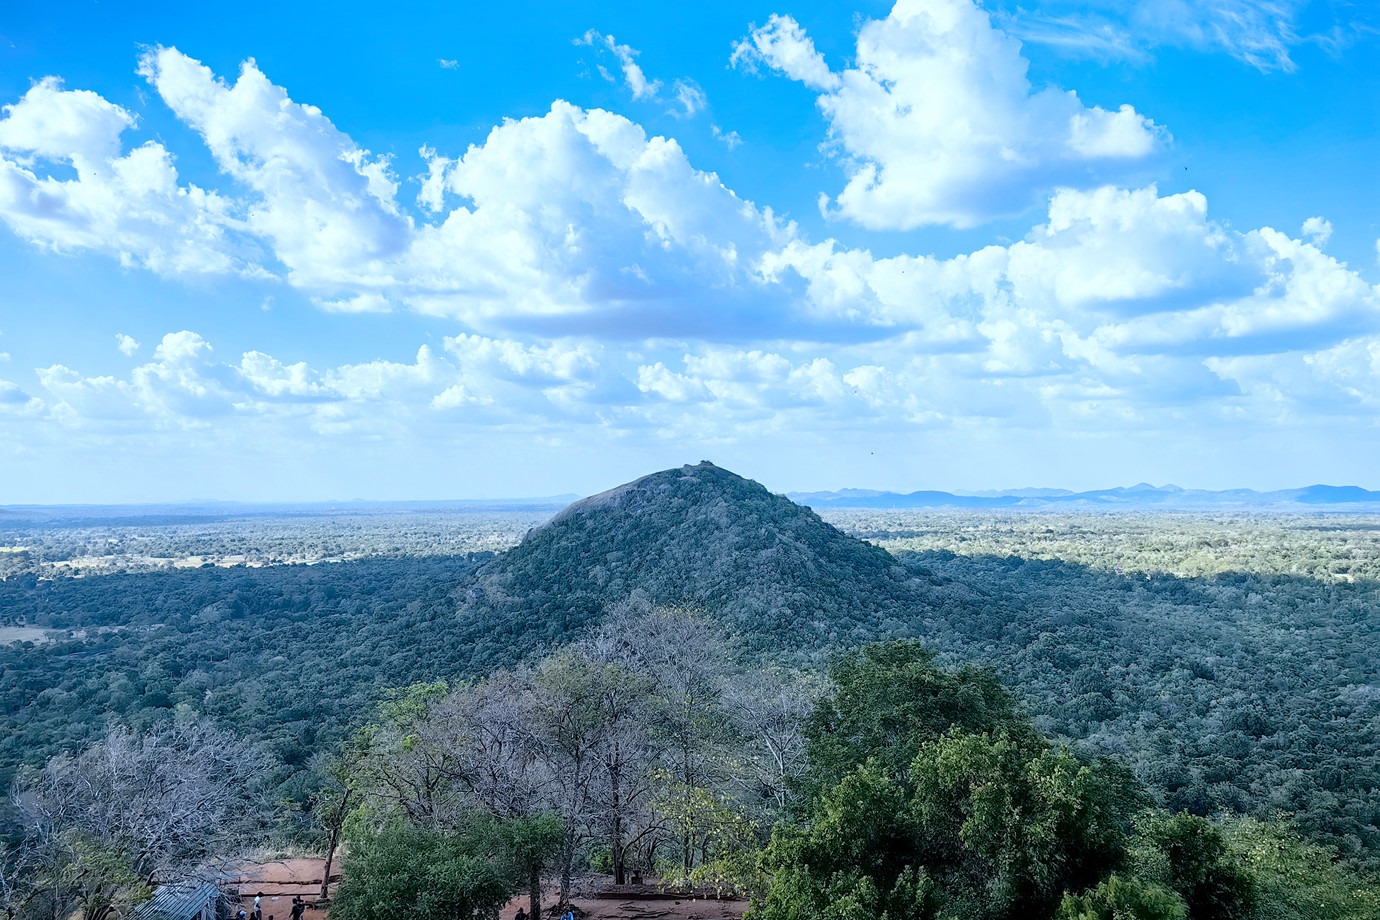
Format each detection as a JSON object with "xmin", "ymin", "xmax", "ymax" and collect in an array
[{"xmin": 0, "ymin": 0, "xmax": 1377, "ymax": 502}]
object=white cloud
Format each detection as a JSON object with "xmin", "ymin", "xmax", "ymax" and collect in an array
[
  {"xmin": 116, "ymin": 334, "xmax": 140, "ymax": 356},
  {"xmin": 1302, "ymin": 216, "xmax": 1332, "ymax": 246},
  {"xmin": 735, "ymin": 0, "xmax": 1166, "ymax": 229},
  {"xmin": 30, "ymin": 329, "xmax": 631, "ymax": 436},
  {"xmin": 732, "ymin": 14, "xmax": 840, "ymax": 91},
  {"xmin": 0, "ymin": 77, "xmax": 253, "ymax": 275},
  {"xmin": 1206, "ymin": 335, "xmax": 1380, "ymax": 418},
  {"xmin": 405, "ymin": 101, "xmax": 793, "ymax": 332},
  {"xmin": 1129, "ymin": 0, "xmax": 1303, "ymax": 72},
  {"xmin": 990, "ymin": 10, "xmax": 1150, "ymax": 64},
  {"xmin": 764, "ymin": 182, "xmax": 1380, "ymax": 387},
  {"xmin": 137, "ymin": 46, "xmax": 410, "ymax": 291},
  {"xmin": 5, "ymin": 50, "xmax": 1380, "ymax": 447},
  {"xmin": 0, "ymin": 379, "xmax": 34, "ymax": 405},
  {"xmin": 315, "ymin": 293, "xmax": 392, "ymax": 314},
  {"xmin": 1004, "ymin": 185, "xmax": 1252, "ymax": 315},
  {"xmin": 0, "ymin": 77, "xmax": 134, "ymax": 167},
  {"xmin": 438, "ymin": 59, "xmax": 460, "ymax": 70},
  {"xmin": 239, "ymin": 351, "xmax": 332, "ymax": 400},
  {"xmin": 4, "ymin": 53, "xmax": 790, "ymax": 337}
]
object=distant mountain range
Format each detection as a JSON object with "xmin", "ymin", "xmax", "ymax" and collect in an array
[
  {"xmin": 788, "ymin": 483, "xmax": 1380, "ymax": 509},
  {"xmin": 6, "ymin": 481, "xmax": 1380, "ymax": 521},
  {"xmin": 0, "ymin": 496, "xmax": 582, "ymax": 524}
]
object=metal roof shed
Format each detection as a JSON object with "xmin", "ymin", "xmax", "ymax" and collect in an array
[{"xmin": 132, "ymin": 881, "xmax": 233, "ymax": 920}]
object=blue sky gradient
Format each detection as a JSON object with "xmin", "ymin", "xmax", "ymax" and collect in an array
[{"xmin": 0, "ymin": 0, "xmax": 1377, "ymax": 501}]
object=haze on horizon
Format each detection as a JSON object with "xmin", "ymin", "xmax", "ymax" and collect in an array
[{"xmin": 1, "ymin": 0, "xmax": 1377, "ymax": 503}]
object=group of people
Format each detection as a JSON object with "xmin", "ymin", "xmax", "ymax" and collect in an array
[
  {"xmin": 513, "ymin": 906, "xmax": 575, "ymax": 920},
  {"xmin": 237, "ymin": 892, "xmax": 307, "ymax": 920}
]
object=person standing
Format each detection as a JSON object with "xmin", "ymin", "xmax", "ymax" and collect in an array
[{"xmin": 253, "ymin": 893, "xmax": 263, "ymax": 920}]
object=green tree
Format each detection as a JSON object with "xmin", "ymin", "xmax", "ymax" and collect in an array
[
  {"xmin": 1055, "ymin": 875, "xmax": 1187, "ymax": 920},
  {"xmin": 801, "ymin": 641, "xmax": 1034, "ymax": 799},
  {"xmin": 755, "ymin": 728, "xmax": 1140, "ymax": 920},
  {"xmin": 1130, "ymin": 814, "xmax": 1256, "ymax": 920},
  {"xmin": 753, "ymin": 762, "xmax": 938, "ymax": 920},
  {"xmin": 493, "ymin": 813, "xmax": 565, "ymax": 920},
  {"xmin": 1221, "ymin": 818, "xmax": 1380, "ymax": 920},
  {"xmin": 906, "ymin": 732, "xmax": 1134, "ymax": 917},
  {"xmin": 331, "ymin": 822, "xmax": 512, "ymax": 920}
]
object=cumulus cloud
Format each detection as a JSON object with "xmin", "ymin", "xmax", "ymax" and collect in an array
[
  {"xmin": 1302, "ymin": 216, "xmax": 1332, "ymax": 246},
  {"xmin": 138, "ymin": 47, "xmax": 410, "ymax": 293},
  {"xmin": 1206, "ymin": 335, "xmax": 1380, "ymax": 419},
  {"xmin": 0, "ymin": 77, "xmax": 135, "ymax": 166},
  {"xmin": 0, "ymin": 379, "xmax": 35, "ymax": 405},
  {"xmin": 0, "ymin": 76, "xmax": 255, "ymax": 275},
  {"xmin": 116, "ymin": 334, "xmax": 140, "ymax": 356},
  {"xmin": 734, "ymin": 0, "xmax": 1166, "ymax": 229},
  {"xmin": 731, "ymin": 14, "xmax": 840, "ymax": 91},
  {"xmin": 4, "ymin": 49, "xmax": 1379, "ymax": 445},
  {"xmin": 31, "ymin": 329, "xmax": 634, "ymax": 436},
  {"xmin": 773, "ymin": 184, "xmax": 1380, "ymax": 363},
  {"xmin": 4, "ymin": 52, "xmax": 790, "ymax": 338},
  {"xmin": 406, "ymin": 101, "xmax": 796, "ymax": 333}
]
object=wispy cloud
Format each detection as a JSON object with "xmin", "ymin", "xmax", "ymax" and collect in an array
[
  {"xmin": 574, "ymin": 30, "xmax": 661, "ymax": 99},
  {"xmin": 672, "ymin": 79, "xmax": 706, "ymax": 117},
  {"xmin": 996, "ymin": 0, "xmax": 1376, "ymax": 72},
  {"xmin": 712, "ymin": 125, "xmax": 742, "ymax": 149}
]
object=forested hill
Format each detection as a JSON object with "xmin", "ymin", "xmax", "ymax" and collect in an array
[{"xmin": 459, "ymin": 462, "xmax": 946, "ymax": 650}]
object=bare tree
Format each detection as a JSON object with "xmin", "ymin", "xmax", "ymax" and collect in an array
[
  {"xmin": 429, "ymin": 673, "xmax": 546, "ymax": 820},
  {"xmin": 568, "ymin": 634, "xmax": 662, "ymax": 886},
  {"xmin": 8, "ymin": 719, "xmax": 269, "ymax": 920},
  {"xmin": 524, "ymin": 652, "xmax": 613, "ymax": 903},
  {"xmin": 594, "ymin": 605, "xmax": 734, "ymax": 882},
  {"xmin": 351, "ymin": 682, "xmax": 472, "ymax": 829},
  {"xmin": 722, "ymin": 668, "xmax": 819, "ymax": 812}
]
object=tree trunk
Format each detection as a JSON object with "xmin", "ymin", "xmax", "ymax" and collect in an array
[
  {"xmin": 682, "ymin": 745, "xmax": 693, "ymax": 883},
  {"xmin": 320, "ymin": 826, "xmax": 340, "ymax": 903},
  {"xmin": 560, "ymin": 829, "xmax": 576, "ymax": 905},
  {"xmin": 320, "ymin": 788, "xmax": 352, "ymax": 902},
  {"xmin": 610, "ymin": 753, "xmax": 625, "ymax": 886},
  {"xmin": 528, "ymin": 863, "xmax": 542, "ymax": 920},
  {"xmin": 612, "ymin": 813, "xmax": 625, "ymax": 886}
]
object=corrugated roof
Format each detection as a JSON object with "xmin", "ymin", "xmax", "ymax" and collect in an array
[{"xmin": 133, "ymin": 881, "xmax": 225, "ymax": 920}]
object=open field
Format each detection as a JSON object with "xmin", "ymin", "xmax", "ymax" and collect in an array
[
  {"xmin": 820, "ymin": 509, "xmax": 1380, "ymax": 580},
  {"xmin": 0, "ymin": 626, "xmax": 52, "ymax": 645}
]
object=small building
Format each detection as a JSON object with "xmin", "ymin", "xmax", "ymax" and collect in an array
[{"xmin": 132, "ymin": 881, "xmax": 234, "ymax": 920}]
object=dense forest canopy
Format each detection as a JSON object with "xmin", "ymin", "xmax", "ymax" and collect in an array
[{"xmin": 3, "ymin": 463, "xmax": 1380, "ymax": 917}]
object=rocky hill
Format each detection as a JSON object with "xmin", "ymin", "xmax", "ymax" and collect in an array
[{"xmin": 458, "ymin": 462, "xmax": 948, "ymax": 651}]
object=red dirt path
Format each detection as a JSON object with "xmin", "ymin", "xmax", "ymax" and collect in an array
[{"xmin": 236, "ymin": 859, "xmax": 747, "ymax": 920}]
